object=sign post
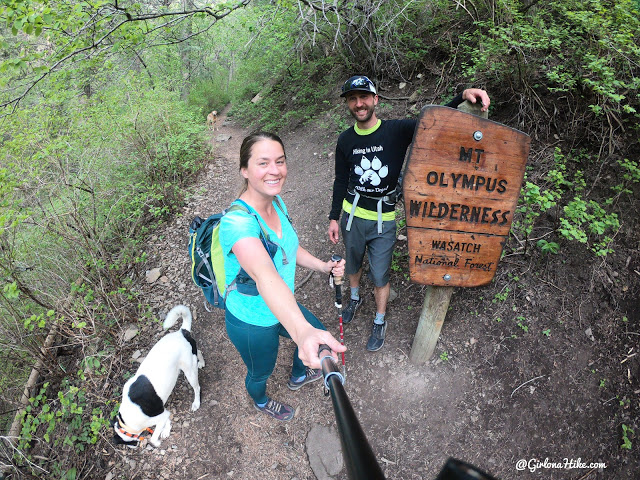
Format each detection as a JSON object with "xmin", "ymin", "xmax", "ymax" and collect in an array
[{"xmin": 405, "ymin": 102, "xmax": 530, "ymax": 363}]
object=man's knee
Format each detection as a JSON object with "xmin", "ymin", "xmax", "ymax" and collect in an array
[
  {"xmin": 371, "ymin": 273, "xmax": 390, "ymax": 288},
  {"xmin": 369, "ymin": 252, "xmax": 393, "ymax": 286},
  {"xmin": 369, "ymin": 258, "xmax": 391, "ymax": 286}
]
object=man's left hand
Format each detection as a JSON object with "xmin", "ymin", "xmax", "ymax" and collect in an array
[{"xmin": 462, "ymin": 88, "xmax": 491, "ymax": 112}]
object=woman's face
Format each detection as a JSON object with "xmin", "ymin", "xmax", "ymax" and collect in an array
[{"xmin": 241, "ymin": 139, "xmax": 287, "ymax": 197}]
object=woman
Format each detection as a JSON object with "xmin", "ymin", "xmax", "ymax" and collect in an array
[{"xmin": 219, "ymin": 132, "xmax": 346, "ymax": 421}]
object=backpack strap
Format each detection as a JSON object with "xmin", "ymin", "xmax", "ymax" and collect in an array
[
  {"xmin": 226, "ymin": 201, "xmax": 271, "ymax": 247},
  {"xmin": 345, "ymin": 187, "xmax": 396, "ymax": 235},
  {"xmin": 232, "ymin": 196, "xmax": 294, "ymax": 239},
  {"xmin": 273, "ymin": 195, "xmax": 294, "ymax": 229},
  {"xmin": 223, "ymin": 199, "xmax": 281, "ymax": 301}
]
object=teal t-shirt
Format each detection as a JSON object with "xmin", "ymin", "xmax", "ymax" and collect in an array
[{"xmin": 219, "ymin": 196, "xmax": 298, "ymax": 326}]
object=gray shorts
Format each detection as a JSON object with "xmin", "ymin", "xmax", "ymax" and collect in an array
[{"xmin": 340, "ymin": 213, "xmax": 396, "ymax": 287}]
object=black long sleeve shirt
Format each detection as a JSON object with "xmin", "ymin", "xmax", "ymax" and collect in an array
[{"xmin": 329, "ymin": 93, "xmax": 465, "ymax": 220}]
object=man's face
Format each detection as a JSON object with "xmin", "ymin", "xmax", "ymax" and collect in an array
[{"xmin": 345, "ymin": 91, "xmax": 378, "ymax": 124}]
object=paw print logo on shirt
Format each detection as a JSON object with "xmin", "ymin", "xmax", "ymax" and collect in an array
[{"xmin": 354, "ymin": 155, "xmax": 388, "ymax": 186}]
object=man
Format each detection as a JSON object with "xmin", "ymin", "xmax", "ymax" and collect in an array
[{"xmin": 328, "ymin": 75, "xmax": 490, "ymax": 351}]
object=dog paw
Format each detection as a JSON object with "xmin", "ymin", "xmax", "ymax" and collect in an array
[
  {"xmin": 160, "ymin": 420, "xmax": 172, "ymax": 439},
  {"xmin": 149, "ymin": 438, "xmax": 161, "ymax": 448},
  {"xmin": 197, "ymin": 350, "xmax": 205, "ymax": 368},
  {"xmin": 191, "ymin": 399, "xmax": 201, "ymax": 411}
]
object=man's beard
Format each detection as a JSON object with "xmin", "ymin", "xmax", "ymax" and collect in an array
[{"xmin": 350, "ymin": 105, "xmax": 374, "ymax": 123}]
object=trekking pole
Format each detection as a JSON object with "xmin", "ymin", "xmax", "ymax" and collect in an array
[
  {"xmin": 318, "ymin": 344, "xmax": 386, "ymax": 480},
  {"xmin": 330, "ymin": 254, "xmax": 346, "ymax": 378}
]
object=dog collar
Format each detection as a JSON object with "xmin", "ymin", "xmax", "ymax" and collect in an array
[{"xmin": 116, "ymin": 413, "xmax": 154, "ymax": 440}]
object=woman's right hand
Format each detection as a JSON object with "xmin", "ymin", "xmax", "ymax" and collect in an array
[
  {"xmin": 327, "ymin": 257, "xmax": 345, "ymax": 278},
  {"xmin": 296, "ymin": 324, "xmax": 346, "ymax": 370}
]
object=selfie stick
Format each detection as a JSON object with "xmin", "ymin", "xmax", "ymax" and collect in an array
[{"xmin": 318, "ymin": 344, "xmax": 386, "ymax": 480}]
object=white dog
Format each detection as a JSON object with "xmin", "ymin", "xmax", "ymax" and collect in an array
[{"xmin": 113, "ymin": 305, "xmax": 204, "ymax": 448}]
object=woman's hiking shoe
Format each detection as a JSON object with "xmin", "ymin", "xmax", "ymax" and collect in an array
[
  {"xmin": 254, "ymin": 398, "xmax": 295, "ymax": 421},
  {"xmin": 287, "ymin": 367, "xmax": 322, "ymax": 391},
  {"xmin": 366, "ymin": 321, "xmax": 387, "ymax": 351},
  {"xmin": 342, "ymin": 297, "xmax": 363, "ymax": 324}
]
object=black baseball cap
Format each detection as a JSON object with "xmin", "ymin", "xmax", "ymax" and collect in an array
[{"xmin": 340, "ymin": 75, "xmax": 377, "ymax": 97}]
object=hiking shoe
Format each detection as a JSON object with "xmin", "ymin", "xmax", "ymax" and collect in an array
[
  {"xmin": 342, "ymin": 297, "xmax": 363, "ymax": 324},
  {"xmin": 254, "ymin": 398, "xmax": 295, "ymax": 421},
  {"xmin": 366, "ymin": 321, "xmax": 387, "ymax": 351},
  {"xmin": 287, "ymin": 367, "xmax": 322, "ymax": 391}
]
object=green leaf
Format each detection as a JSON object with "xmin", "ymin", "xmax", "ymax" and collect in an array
[{"xmin": 3, "ymin": 282, "xmax": 19, "ymax": 299}]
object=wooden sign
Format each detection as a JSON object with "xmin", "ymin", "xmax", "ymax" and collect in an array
[{"xmin": 403, "ymin": 105, "xmax": 530, "ymax": 287}]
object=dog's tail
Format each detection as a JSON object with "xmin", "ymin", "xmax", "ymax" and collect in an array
[{"xmin": 163, "ymin": 305, "xmax": 192, "ymax": 332}]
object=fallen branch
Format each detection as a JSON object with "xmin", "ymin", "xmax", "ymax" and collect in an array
[
  {"xmin": 510, "ymin": 375, "xmax": 546, "ymax": 398},
  {"xmin": 7, "ymin": 325, "xmax": 59, "ymax": 443},
  {"xmin": 295, "ymin": 271, "xmax": 315, "ymax": 290},
  {"xmin": 621, "ymin": 353, "xmax": 637, "ymax": 364}
]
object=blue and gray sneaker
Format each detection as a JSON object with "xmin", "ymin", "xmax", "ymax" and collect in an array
[
  {"xmin": 342, "ymin": 297, "xmax": 363, "ymax": 324},
  {"xmin": 254, "ymin": 398, "xmax": 295, "ymax": 421},
  {"xmin": 366, "ymin": 321, "xmax": 387, "ymax": 351},
  {"xmin": 287, "ymin": 367, "xmax": 322, "ymax": 391}
]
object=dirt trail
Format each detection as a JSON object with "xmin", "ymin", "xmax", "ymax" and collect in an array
[
  {"xmin": 108, "ymin": 110, "xmax": 346, "ymax": 480},
  {"xmin": 106, "ymin": 107, "xmax": 638, "ymax": 480}
]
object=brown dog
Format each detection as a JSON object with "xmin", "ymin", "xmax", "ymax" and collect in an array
[{"xmin": 206, "ymin": 111, "xmax": 218, "ymax": 131}]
